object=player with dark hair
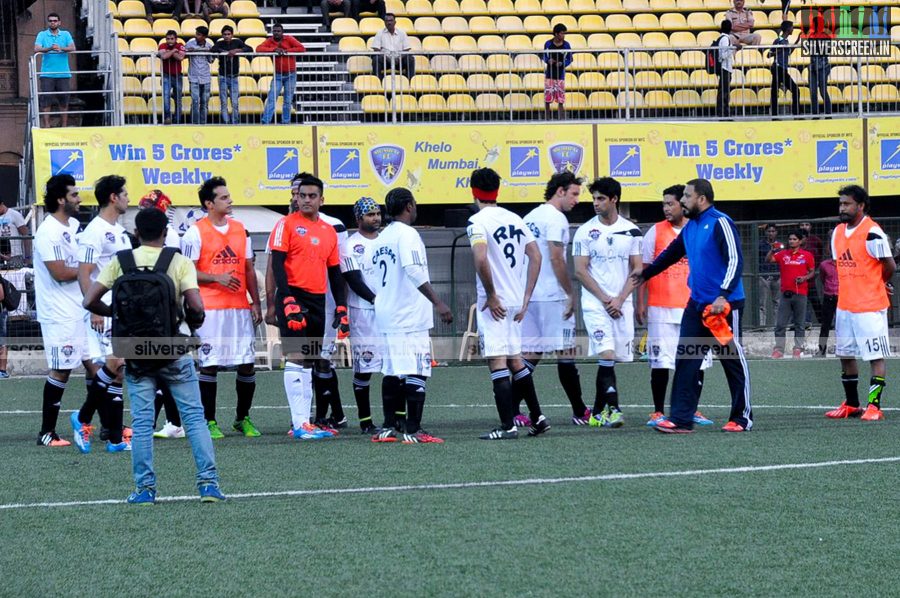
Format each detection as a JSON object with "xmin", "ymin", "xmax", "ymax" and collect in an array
[
  {"xmin": 826, "ymin": 185, "xmax": 895, "ymax": 421},
  {"xmin": 182, "ymin": 176, "xmax": 262, "ymax": 439},
  {"xmin": 573, "ymin": 176, "xmax": 642, "ymax": 428},
  {"xmin": 369, "ymin": 188, "xmax": 453, "ymax": 443}
]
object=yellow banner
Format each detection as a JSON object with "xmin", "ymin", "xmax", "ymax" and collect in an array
[
  {"xmin": 595, "ymin": 119, "xmax": 865, "ymax": 201},
  {"xmin": 869, "ymin": 117, "xmax": 900, "ymax": 197},
  {"xmin": 33, "ymin": 126, "xmax": 315, "ymax": 205},
  {"xmin": 316, "ymin": 124, "xmax": 594, "ymax": 204}
]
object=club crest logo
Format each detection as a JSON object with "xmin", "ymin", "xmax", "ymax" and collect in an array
[
  {"xmin": 362, "ymin": 350, "xmax": 374, "ymax": 363},
  {"xmin": 200, "ymin": 343, "xmax": 212, "ymax": 355},
  {"xmin": 105, "ymin": 232, "xmax": 116, "ymax": 243},
  {"xmin": 354, "ymin": 244, "xmax": 365, "ymax": 255},
  {"xmin": 295, "ymin": 226, "xmax": 307, "ymax": 236},
  {"xmin": 369, "ymin": 144, "xmax": 405, "ymax": 185},
  {"xmin": 589, "ymin": 229, "xmax": 600, "ymax": 240},
  {"xmin": 548, "ymin": 143, "xmax": 584, "ymax": 175},
  {"xmin": 592, "ymin": 330, "xmax": 605, "ymax": 341},
  {"xmin": 62, "ymin": 345, "xmax": 74, "ymax": 357},
  {"xmin": 63, "ymin": 232, "xmax": 71, "ymax": 243}
]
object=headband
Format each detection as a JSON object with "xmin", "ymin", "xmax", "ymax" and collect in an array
[{"xmin": 472, "ymin": 188, "xmax": 498, "ymax": 202}]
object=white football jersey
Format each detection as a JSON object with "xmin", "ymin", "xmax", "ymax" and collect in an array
[
  {"xmin": 78, "ymin": 216, "xmax": 132, "ymax": 283},
  {"xmin": 524, "ymin": 202, "xmax": 570, "ymax": 302},
  {"xmin": 341, "ymin": 231, "xmax": 380, "ymax": 309},
  {"xmin": 467, "ymin": 206, "xmax": 535, "ymax": 306},
  {"xmin": 371, "ymin": 221, "xmax": 433, "ymax": 333},
  {"xmin": 34, "ymin": 215, "xmax": 82, "ymax": 324},
  {"xmin": 572, "ymin": 215, "xmax": 642, "ymax": 312},
  {"xmin": 320, "ymin": 212, "xmax": 348, "ymax": 313}
]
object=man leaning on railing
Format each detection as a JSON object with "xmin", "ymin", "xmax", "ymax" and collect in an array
[
  {"xmin": 258, "ymin": 23, "xmax": 306, "ymax": 124},
  {"xmin": 372, "ymin": 13, "xmax": 415, "ymax": 82},
  {"xmin": 33, "ymin": 12, "xmax": 75, "ymax": 128},
  {"xmin": 185, "ymin": 26, "xmax": 215, "ymax": 125}
]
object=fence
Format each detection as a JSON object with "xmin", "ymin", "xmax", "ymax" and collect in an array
[{"xmin": 28, "ymin": 50, "xmax": 122, "ymax": 128}]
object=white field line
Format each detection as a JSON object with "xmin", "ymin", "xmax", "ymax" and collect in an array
[{"xmin": 1, "ymin": 456, "xmax": 898, "ymax": 511}]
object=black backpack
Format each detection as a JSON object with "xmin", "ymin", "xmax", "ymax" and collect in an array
[
  {"xmin": 111, "ymin": 248, "xmax": 192, "ymax": 375},
  {"xmin": 0, "ymin": 275, "xmax": 21, "ymax": 312},
  {"xmin": 705, "ymin": 35, "xmax": 727, "ymax": 75}
]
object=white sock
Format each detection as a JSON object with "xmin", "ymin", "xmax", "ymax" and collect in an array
[
  {"xmin": 284, "ymin": 363, "xmax": 306, "ymax": 431},
  {"xmin": 298, "ymin": 367, "xmax": 313, "ymax": 424}
]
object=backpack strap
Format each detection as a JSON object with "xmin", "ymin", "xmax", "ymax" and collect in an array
[
  {"xmin": 117, "ymin": 249, "xmax": 138, "ymax": 275},
  {"xmin": 153, "ymin": 247, "xmax": 178, "ymax": 274}
]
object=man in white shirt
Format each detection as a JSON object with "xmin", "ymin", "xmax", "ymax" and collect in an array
[
  {"xmin": 0, "ymin": 202, "xmax": 30, "ymax": 267},
  {"xmin": 72, "ymin": 175, "xmax": 134, "ymax": 453},
  {"xmin": 369, "ymin": 188, "xmax": 453, "ymax": 444},
  {"xmin": 371, "ymin": 13, "xmax": 415, "ymax": 80},
  {"xmin": 573, "ymin": 177, "xmax": 642, "ymax": 429},
  {"xmin": 521, "ymin": 172, "xmax": 587, "ymax": 426},
  {"xmin": 716, "ymin": 20, "xmax": 736, "ymax": 118},
  {"xmin": 33, "ymin": 174, "xmax": 89, "ymax": 447},
  {"xmin": 467, "ymin": 168, "xmax": 547, "ymax": 440}
]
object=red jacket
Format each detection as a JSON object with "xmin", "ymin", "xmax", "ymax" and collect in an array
[{"xmin": 257, "ymin": 35, "xmax": 305, "ymax": 73}]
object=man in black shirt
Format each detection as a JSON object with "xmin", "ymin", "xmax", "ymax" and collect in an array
[
  {"xmin": 212, "ymin": 26, "xmax": 251, "ymax": 124},
  {"xmin": 767, "ymin": 20, "xmax": 800, "ymax": 116}
]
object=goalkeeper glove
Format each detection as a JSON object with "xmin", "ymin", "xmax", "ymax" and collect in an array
[
  {"xmin": 283, "ymin": 296, "xmax": 307, "ymax": 332},
  {"xmin": 333, "ymin": 305, "xmax": 350, "ymax": 339}
]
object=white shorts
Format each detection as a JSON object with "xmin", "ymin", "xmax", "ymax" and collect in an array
[
  {"xmin": 350, "ymin": 306, "xmax": 383, "ymax": 374},
  {"xmin": 43, "ymin": 318, "xmax": 88, "ymax": 371},
  {"xmin": 195, "ymin": 308, "xmax": 256, "ymax": 367},
  {"xmin": 835, "ymin": 308, "xmax": 891, "ymax": 361},
  {"xmin": 477, "ymin": 305, "xmax": 523, "ymax": 358},
  {"xmin": 321, "ymin": 289, "xmax": 338, "ymax": 360},
  {"xmin": 85, "ymin": 312, "xmax": 114, "ymax": 362},
  {"xmin": 521, "ymin": 299, "xmax": 576, "ymax": 353},
  {"xmin": 647, "ymin": 320, "xmax": 713, "ymax": 370},
  {"xmin": 381, "ymin": 329, "xmax": 432, "ymax": 377},
  {"xmin": 583, "ymin": 303, "xmax": 635, "ymax": 361}
]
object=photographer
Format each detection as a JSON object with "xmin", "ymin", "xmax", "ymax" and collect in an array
[{"xmin": 767, "ymin": 229, "xmax": 815, "ymax": 359}]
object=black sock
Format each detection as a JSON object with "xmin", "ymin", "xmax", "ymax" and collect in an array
[
  {"xmin": 842, "ymin": 373, "xmax": 859, "ymax": 408},
  {"xmin": 198, "ymin": 372, "xmax": 217, "ymax": 422},
  {"xmin": 41, "ymin": 376, "xmax": 66, "ymax": 435},
  {"xmin": 78, "ymin": 377, "xmax": 96, "ymax": 424},
  {"xmin": 235, "ymin": 372, "xmax": 256, "ymax": 420},
  {"xmin": 557, "ymin": 360, "xmax": 586, "ymax": 415},
  {"xmin": 696, "ymin": 370, "xmax": 705, "ymax": 401},
  {"xmin": 95, "ymin": 366, "xmax": 117, "ymax": 429},
  {"xmin": 512, "ymin": 367, "xmax": 542, "ymax": 421},
  {"xmin": 326, "ymin": 367, "xmax": 344, "ymax": 421},
  {"xmin": 868, "ymin": 376, "xmax": 886, "ymax": 408},
  {"xmin": 404, "ymin": 375, "xmax": 427, "ymax": 434},
  {"xmin": 160, "ymin": 383, "xmax": 181, "ymax": 426},
  {"xmin": 594, "ymin": 360, "xmax": 618, "ymax": 414},
  {"xmin": 313, "ymin": 368, "xmax": 331, "ymax": 421},
  {"xmin": 650, "ymin": 368, "xmax": 669, "ymax": 413},
  {"xmin": 106, "ymin": 383, "xmax": 124, "ymax": 444},
  {"xmin": 491, "ymin": 368, "xmax": 515, "ymax": 430},
  {"xmin": 382, "ymin": 375, "xmax": 402, "ymax": 429},
  {"xmin": 352, "ymin": 373, "xmax": 373, "ymax": 425}
]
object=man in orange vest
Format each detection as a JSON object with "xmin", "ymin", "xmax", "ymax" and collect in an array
[
  {"xmin": 182, "ymin": 176, "xmax": 262, "ymax": 439},
  {"xmin": 826, "ymin": 185, "xmax": 895, "ymax": 421},
  {"xmin": 637, "ymin": 184, "xmax": 713, "ymax": 427}
]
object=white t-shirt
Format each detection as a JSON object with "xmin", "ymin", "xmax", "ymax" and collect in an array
[
  {"xmin": 372, "ymin": 28, "xmax": 411, "ymax": 53},
  {"xmin": 524, "ymin": 202, "xmax": 569, "ymax": 302},
  {"xmin": 181, "ymin": 219, "xmax": 254, "ymax": 261},
  {"xmin": 718, "ymin": 34, "xmax": 735, "ymax": 73},
  {"xmin": 320, "ymin": 212, "xmax": 348, "ymax": 313},
  {"xmin": 572, "ymin": 215, "xmax": 642, "ymax": 312},
  {"xmin": 165, "ymin": 227, "xmax": 181, "ymax": 249},
  {"xmin": 371, "ymin": 221, "xmax": 433, "ymax": 333},
  {"xmin": 78, "ymin": 216, "xmax": 132, "ymax": 304},
  {"xmin": 34, "ymin": 215, "xmax": 82, "ymax": 324},
  {"xmin": 467, "ymin": 206, "xmax": 535, "ymax": 307},
  {"xmin": 341, "ymin": 231, "xmax": 380, "ymax": 309},
  {"xmin": 0, "ymin": 208, "xmax": 26, "ymax": 257},
  {"xmin": 642, "ymin": 221, "xmax": 686, "ymax": 324},
  {"xmin": 831, "ymin": 216, "xmax": 891, "ymax": 261}
]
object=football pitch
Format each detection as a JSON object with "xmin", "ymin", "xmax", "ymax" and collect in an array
[{"xmin": 2, "ymin": 358, "xmax": 899, "ymax": 596}]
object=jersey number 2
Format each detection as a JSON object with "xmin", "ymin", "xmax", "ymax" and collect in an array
[{"xmin": 378, "ymin": 260, "xmax": 388, "ymax": 287}]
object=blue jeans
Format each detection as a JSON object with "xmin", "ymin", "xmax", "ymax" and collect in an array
[
  {"xmin": 126, "ymin": 355, "xmax": 218, "ymax": 491},
  {"xmin": 262, "ymin": 71, "xmax": 296, "ymax": 124},
  {"xmin": 162, "ymin": 73, "xmax": 182, "ymax": 123},
  {"xmin": 190, "ymin": 81, "xmax": 210, "ymax": 124},
  {"xmin": 218, "ymin": 75, "xmax": 240, "ymax": 124}
]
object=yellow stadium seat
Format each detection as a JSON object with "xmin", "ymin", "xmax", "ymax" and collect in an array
[
  {"xmin": 669, "ymin": 31, "xmax": 698, "ymax": 47},
  {"xmin": 406, "ymin": 0, "xmax": 434, "ymax": 14},
  {"xmin": 662, "ymin": 70, "xmax": 690, "ymax": 87},
  {"xmin": 570, "ymin": 52, "xmax": 597, "ymax": 70},
  {"xmin": 410, "ymin": 54, "xmax": 430, "ymax": 73},
  {"xmin": 339, "ymin": 36, "xmax": 367, "ymax": 51},
  {"xmin": 829, "ymin": 65, "xmax": 858, "ymax": 83},
  {"xmin": 392, "ymin": 16, "xmax": 414, "ymax": 30},
  {"xmin": 423, "ymin": 36, "xmax": 451, "ymax": 51},
  {"xmin": 450, "ymin": 35, "xmax": 479, "ymax": 51},
  {"xmin": 622, "ymin": 0, "xmax": 650, "ymax": 10},
  {"xmin": 627, "ymin": 50, "xmax": 652, "ymax": 68},
  {"xmin": 734, "ymin": 49, "xmax": 765, "ymax": 68},
  {"xmin": 744, "ymin": 67, "xmax": 772, "ymax": 86},
  {"xmin": 129, "ymin": 37, "xmax": 157, "ymax": 52},
  {"xmin": 362, "ymin": 95, "xmax": 390, "ymax": 112},
  {"xmin": 506, "ymin": 34, "xmax": 534, "ymax": 50},
  {"xmin": 570, "ymin": 0, "xmax": 596, "ymax": 12},
  {"xmin": 605, "ymin": 14, "xmax": 633, "ymax": 31},
  {"xmin": 886, "ymin": 64, "xmax": 900, "ymax": 81},
  {"xmin": 632, "ymin": 13, "xmax": 660, "ymax": 30},
  {"xmin": 497, "ymin": 15, "xmax": 525, "ymax": 32},
  {"xmin": 418, "ymin": 94, "xmax": 448, "ymax": 111},
  {"xmin": 704, "ymin": 0, "xmax": 731, "ymax": 9},
  {"xmin": 471, "ymin": 15, "xmax": 500, "ymax": 33},
  {"xmin": 565, "ymin": 92, "xmax": 589, "ymax": 109},
  {"xmin": 461, "ymin": 0, "xmax": 489, "ymax": 14},
  {"xmin": 635, "ymin": 70, "xmax": 663, "ymax": 87},
  {"xmin": 230, "ymin": 0, "xmax": 260, "ymax": 17},
  {"xmin": 676, "ymin": 0, "xmax": 703, "ymax": 9},
  {"xmin": 109, "ymin": 0, "xmax": 119, "ymax": 17},
  {"xmin": 386, "ymin": 0, "xmax": 405, "ymax": 13},
  {"xmin": 642, "ymin": 31, "xmax": 669, "ymax": 47},
  {"xmin": 589, "ymin": 91, "xmax": 617, "ymax": 108},
  {"xmin": 564, "ymin": 71, "xmax": 579, "ymax": 89},
  {"xmin": 649, "ymin": 0, "xmax": 676, "ymax": 9},
  {"xmin": 383, "ymin": 74, "xmax": 411, "ymax": 91},
  {"xmin": 152, "ymin": 18, "xmax": 179, "ymax": 36},
  {"xmin": 861, "ymin": 65, "xmax": 886, "ymax": 83},
  {"xmin": 606, "ymin": 71, "xmax": 634, "ymax": 90},
  {"xmin": 699, "ymin": 88, "xmax": 717, "ymax": 106},
  {"xmin": 522, "ymin": 72, "xmax": 545, "ymax": 90},
  {"xmin": 660, "ymin": 13, "xmax": 688, "ymax": 30},
  {"xmin": 123, "ymin": 96, "xmax": 149, "ymax": 115},
  {"xmin": 118, "ymin": 1, "xmax": 146, "ymax": 18},
  {"xmin": 414, "ymin": 17, "xmax": 442, "ymax": 33},
  {"xmin": 208, "ymin": 18, "xmax": 236, "ymax": 37},
  {"xmin": 688, "ymin": 69, "xmax": 715, "ymax": 87},
  {"xmin": 531, "ymin": 34, "xmax": 552, "ymax": 49},
  {"xmin": 652, "ymin": 50, "xmax": 680, "ymax": 68},
  {"xmin": 439, "ymin": 74, "xmax": 468, "ymax": 91},
  {"xmin": 442, "ymin": 16, "xmax": 471, "ymax": 33},
  {"xmin": 578, "ymin": 14, "xmax": 605, "ymax": 31},
  {"xmin": 551, "ymin": 15, "xmax": 578, "ymax": 30},
  {"xmin": 433, "ymin": 0, "xmax": 461, "ymax": 13},
  {"xmin": 475, "ymin": 93, "xmax": 504, "ymax": 110},
  {"xmin": 141, "ymin": 76, "xmax": 163, "ymax": 95},
  {"xmin": 673, "ymin": 89, "xmax": 702, "ymax": 106},
  {"xmin": 495, "ymin": 73, "xmax": 524, "ymax": 90},
  {"xmin": 238, "ymin": 75, "xmax": 257, "ymax": 94},
  {"xmin": 488, "ymin": 0, "xmax": 516, "ymax": 14},
  {"xmin": 696, "ymin": 30, "xmax": 721, "ymax": 46},
  {"xmin": 237, "ymin": 18, "xmax": 267, "ymax": 36},
  {"xmin": 565, "ymin": 33, "xmax": 587, "ymax": 48},
  {"xmin": 514, "ymin": 0, "xmax": 543, "ymax": 12},
  {"xmin": 757, "ymin": 29, "xmax": 777, "ymax": 45},
  {"xmin": 122, "ymin": 76, "xmax": 142, "ymax": 95},
  {"xmin": 645, "ymin": 90, "xmax": 673, "ymax": 107},
  {"xmin": 180, "ymin": 18, "xmax": 206, "ymax": 36},
  {"xmin": 391, "ymin": 94, "xmax": 417, "ymax": 112},
  {"xmin": 207, "ymin": 96, "xmax": 222, "ymax": 115},
  {"xmin": 578, "ymin": 71, "xmax": 606, "ymax": 89},
  {"xmin": 447, "ymin": 94, "xmax": 477, "ymax": 111},
  {"xmin": 615, "ymin": 32, "xmax": 642, "ymax": 46},
  {"xmin": 596, "ymin": 0, "xmax": 623, "ymax": 10},
  {"xmin": 113, "ymin": 19, "xmax": 124, "ymax": 35},
  {"xmin": 120, "ymin": 56, "xmax": 136, "ymax": 75},
  {"xmin": 238, "ymin": 96, "xmax": 264, "ymax": 114},
  {"xmin": 729, "ymin": 88, "xmax": 758, "ymax": 106},
  {"xmin": 348, "ymin": 55, "xmax": 373, "ymax": 74},
  {"xmin": 597, "ymin": 51, "xmax": 624, "ymax": 68},
  {"xmin": 360, "ymin": 18, "xmax": 385, "ymax": 34},
  {"xmin": 541, "ymin": 0, "xmax": 569, "ymax": 13},
  {"xmin": 588, "ymin": 33, "xmax": 616, "ymax": 48},
  {"xmin": 871, "ymin": 84, "xmax": 900, "ymax": 103},
  {"xmin": 431, "ymin": 55, "xmax": 459, "ymax": 72},
  {"xmin": 256, "ymin": 76, "xmax": 272, "ymax": 93},
  {"xmin": 123, "ymin": 18, "xmax": 152, "ymax": 36},
  {"xmin": 893, "ymin": 25, "xmax": 900, "ymax": 42},
  {"xmin": 514, "ymin": 53, "xmax": 544, "ymax": 71},
  {"xmin": 617, "ymin": 90, "xmax": 644, "ymax": 108},
  {"xmin": 355, "ymin": 75, "xmax": 384, "ymax": 92},
  {"xmin": 468, "ymin": 73, "xmax": 497, "ymax": 91},
  {"xmin": 134, "ymin": 56, "xmax": 161, "ymax": 75},
  {"xmin": 117, "ymin": 37, "xmax": 130, "ymax": 52},
  {"xmin": 679, "ymin": 50, "xmax": 705, "ymax": 68},
  {"xmin": 486, "ymin": 53, "xmax": 514, "ymax": 71},
  {"xmin": 459, "ymin": 54, "xmax": 487, "ymax": 71},
  {"xmin": 524, "ymin": 15, "xmax": 551, "ymax": 32},
  {"xmin": 504, "ymin": 92, "xmax": 533, "ymax": 110},
  {"xmin": 250, "ymin": 56, "xmax": 274, "ymax": 75},
  {"xmin": 686, "ymin": 12, "xmax": 715, "ymax": 30}
]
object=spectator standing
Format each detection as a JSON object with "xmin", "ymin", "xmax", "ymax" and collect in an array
[
  {"xmin": 0, "ymin": 202, "xmax": 30, "ymax": 268},
  {"xmin": 258, "ymin": 24, "xmax": 306, "ymax": 124},
  {"xmin": 809, "ymin": 45, "xmax": 832, "ymax": 116},
  {"xmin": 767, "ymin": 21, "xmax": 800, "ymax": 116},
  {"xmin": 800, "ymin": 221, "xmax": 824, "ymax": 324},
  {"xmin": 320, "ymin": 0, "xmax": 351, "ymax": 31},
  {"xmin": 142, "ymin": 0, "xmax": 188, "ymax": 22},
  {"xmin": 817, "ymin": 256, "xmax": 838, "ymax": 356},
  {"xmin": 767, "ymin": 230, "xmax": 815, "ymax": 358},
  {"xmin": 726, "ymin": 0, "xmax": 761, "ymax": 46},
  {"xmin": 715, "ymin": 20, "xmax": 735, "ymax": 118},
  {"xmin": 185, "ymin": 26, "xmax": 214, "ymax": 124},
  {"xmin": 212, "ymin": 26, "xmax": 250, "ymax": 124},
  {"xmin": 34, "ymin": 13, "xmax": 75, "ymax": 128},
  {"xmin": 758, "ymin": 222, "xmax": 783, "ymax": 326},
  {"xmin": 371, "ymin": 14, "xmax": 415, "ymax": 80},
  {"xmin": 543, "ymin": 24, "xmax": 572, "ymax": 121},
  {"xmin": 158, "ymin": 30, "xmax": 186, "ymax": 125},
  {"xmin": 353, "ymin": 0, "xmax": 385, "ymax": 20}
]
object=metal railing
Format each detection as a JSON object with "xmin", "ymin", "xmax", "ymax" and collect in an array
[{"xmin": 29, "ymin": 50, "xmax": 121, "ymax": 128}]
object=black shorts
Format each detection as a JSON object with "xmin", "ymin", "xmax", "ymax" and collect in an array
[
  {"xmin": 276, "ymin": 286, "xmax": 325, "ymax": 358},
  {"xmin": 39, "ymin": 77, "xmax": 70, "ymax": 107}
]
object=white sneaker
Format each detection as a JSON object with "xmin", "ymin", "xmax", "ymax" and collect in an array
[{"xmin": 153, "ymin": 421, "xmax": 185, "ymax": 439}]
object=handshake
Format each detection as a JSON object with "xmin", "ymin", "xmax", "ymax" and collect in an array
[{"xmin": 283, "ymin": 297, "xmax": 351, "ymax": 339}]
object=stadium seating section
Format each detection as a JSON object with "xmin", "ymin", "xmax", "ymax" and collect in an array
[{"xmin": 113, "ymin": 0, "xmax": 900, "ymax": 119}]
